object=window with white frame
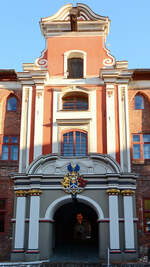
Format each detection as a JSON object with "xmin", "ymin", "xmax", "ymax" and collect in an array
[{"xmin": 64, "ymin": 50, "xmax": 86, "ymax": 79}]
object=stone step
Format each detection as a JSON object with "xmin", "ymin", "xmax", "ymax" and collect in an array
[{"xmin": 42, "ymin": 263, "xmax": 101, "ymax": 267}]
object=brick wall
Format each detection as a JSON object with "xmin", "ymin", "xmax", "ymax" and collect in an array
[
  {"xmin": 0, "ymin": 88, "xmax": 21, "ymax": 260},
  {"xmin": 128, "ymin": 88, "xmax": 150, "ymax": 255}
]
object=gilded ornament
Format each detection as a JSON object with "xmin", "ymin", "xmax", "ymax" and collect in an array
[
  {"xmin": 61, "ymin": 163, "xmax": 87, "ymax": 195},
  {"xmin": 15, "ymin": 190, "xmax": 28, "ymax": 197},
  {"xmin": 28, "ymin": 189, "xmax": 42, "ymax": 196},
  {"xmin": 106, "ymin": 188, "xmax": 120, "ymax": 195},
  {"xmin": 121, "ymin": 190, "xmax": 135, "ymax": 196}
]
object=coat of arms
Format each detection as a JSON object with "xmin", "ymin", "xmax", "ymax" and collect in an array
[{"xmin": 61, "ymin": 163, "xmax": 87, "ymax": 195}]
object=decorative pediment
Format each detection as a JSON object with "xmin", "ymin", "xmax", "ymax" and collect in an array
[
  {"xmin": 40, "ymin": 4, "xmax": 110, "ymax": 37},
  {"xmin": 41, "ymin": 4, "xmax": 109, "ymax": 22},
  {"xmin": 26, "ymin": 154, "xmax": 122, "ymax": 175}
]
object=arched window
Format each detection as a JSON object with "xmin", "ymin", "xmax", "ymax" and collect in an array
[
  {"xmin": 68, "ymin": 58, "xmax": 83, "ymax": 78},
  {"xmin": 135, "ymin": 95, "xmax": 144, "ymax": 110},
  {"xmin": 7, "ymin": 96, "xmax": 17, "ymax": 111},
  {"xmin": 62, "ymin": 92, "xmax": 88, "ymax": 110},
  {"xmin": 62, "ymin": 130, "xmax": 87, "ymax": 156}
]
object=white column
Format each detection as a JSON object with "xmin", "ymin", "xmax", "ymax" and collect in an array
[
  {"xmin": 106, "ymin": 85, "xmax": 116, "ymax": 160},
  {"xmin": 118, "ymin": 85, "xmax": 131, "ymax": 172},
  {"xmin": 122, "ymin": 191, "xmax": 135, "ymax": 250},
  {"xmin": 34, "ymin": 88, "xmax": 44, "ymax": 159},
  {"xmin": 107, "ymin": 190, "xmax": 120, "ymax": 251},
  {"xmin": 28, "ymin": 192, "xmax": 41, "ymax": 251},
  {"xmin": 14, "ymin": 194, "xmax": 26, "ymax": 250}
]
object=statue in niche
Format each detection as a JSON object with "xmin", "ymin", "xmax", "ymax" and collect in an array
[{"xmin": 74, "ymin": 213, "xmax": 91, "ymax": 240}]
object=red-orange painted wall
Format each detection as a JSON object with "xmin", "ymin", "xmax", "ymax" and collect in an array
[{"xmin": 47, "ymin": 36, "xmax": 108, "ymax": 77}]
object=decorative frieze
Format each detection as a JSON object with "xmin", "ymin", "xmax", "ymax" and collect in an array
[{"xmin": 106, "ymin": 189, "xmax": 120, "ymax": 195}]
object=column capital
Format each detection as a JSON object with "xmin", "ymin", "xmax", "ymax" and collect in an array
[
  {"xmin": 15, "ymin": 190, "xmax": 28, "ymax": 197},
  {"xmin": 106, "ymin": 189, "xmax": 120, "ymax": 195},
  {"xmin": 28, "ymin": 189, "xmax": 42, "ymax": 196},
  {"xmin": 121, "ymin": 190, "xmax": 135, "ymax": 196}
]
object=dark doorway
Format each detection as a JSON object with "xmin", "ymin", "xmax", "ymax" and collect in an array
[{"xmin": 53, "ymin": 201, "xmax": 99, "ymax": 261}]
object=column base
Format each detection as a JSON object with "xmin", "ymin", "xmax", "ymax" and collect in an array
[
  {"xmin": 11, "ymin": 251, "xmax": 25, "ymax": 262},
  {"xmin": 25, "ymin": 250, "xmax": 40, "ymax": 261}
]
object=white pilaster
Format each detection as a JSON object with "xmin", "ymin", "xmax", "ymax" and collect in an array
[
  {"xmin": 14, "ymin": 196, "xmax": 26, "ymax": 250},
  {"xmin": 28, "ymin": 195, "xmax": 40, "ymax": 250},
  {"xmin": 34, "ymin": 88, "xmax": 44, "ymax": 159},
  {"xmin": 125, "ymin": 85, "xmax": 131, "ymax": 172},
  {"xmin": 118, "ymin": 85, "xmax": 130, "ymax": 172},
  {"xmin": 52, "ymin": 90, "xmax": 59, "ymax": 153},
  {"xmin": 123, "ymin": 194, "xmax": 135, "ymax": 250},
  {"xmin": 106, "ymin": 85, "xmax": 116, "ymax": 160},
  {"xmin": 90, "ymin": 90, "xmax": 97, "ymax": 152},
  {"xmin": 26, "ymin": 88, "xmax": 32, "ymax": 168},
  {"xmin": 19, "ymin": 87, "xmax": 28, "ymax": 172},
  {"xmin": 108, "ymin": 193, "xmax": 120, "ymax": 250}
]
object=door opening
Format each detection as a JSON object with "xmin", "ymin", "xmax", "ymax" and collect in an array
[{"xmin": 53, "ymin": 201, "xmax": 99, "ymax": 260}]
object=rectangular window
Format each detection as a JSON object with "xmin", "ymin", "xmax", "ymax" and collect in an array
[
  {"xmin": 143, "ymin": 199, "xmax": 150, "ymax": 233},
  {"xmin": 0, "ymin": 199, "xmax": 7, "ymax": 233},
  {"xmin": 132, "ymin": 134, "xmax": 150, "ymax": 160},
  {"xmin": 1, "ymin": 136, "xmax": 19, "ymax": 161}
]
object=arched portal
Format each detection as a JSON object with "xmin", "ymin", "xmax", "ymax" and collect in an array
[{"xmin": 53, "ymin": 200, "xmax": 99, "ymax": 260}]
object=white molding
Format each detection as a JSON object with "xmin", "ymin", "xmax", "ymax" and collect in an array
[
  {"xmin": 44, "ymin": 195, "xmax": 104, "ymax": 221},
  {"xmin": 45, "ymin": 77, "xmax": 104, "ymax": 86},
  {"xmin": 14, "ymin": 197, "xmax": 26, "ymax": 249},
  {"xmin": 109, "ymin": 195, "xmax": 120, "ymax": 250},
  {"xmin": 14, "ymin": 185, "xmax": 137, "ymax": 191}
]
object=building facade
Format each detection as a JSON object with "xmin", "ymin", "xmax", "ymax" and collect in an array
[{"xmin": 0, "ymin": 3, "xmax": 150, "ymax": 263}]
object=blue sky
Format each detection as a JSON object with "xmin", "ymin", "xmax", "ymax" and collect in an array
[{"xmin": 0, "ymin": 0, "xmax": 150, "ymax": 72}]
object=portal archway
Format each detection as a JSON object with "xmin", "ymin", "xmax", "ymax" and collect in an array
[{"xmin": 53, "ymin": 200, "xmax": 99, "ymax": 260}]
